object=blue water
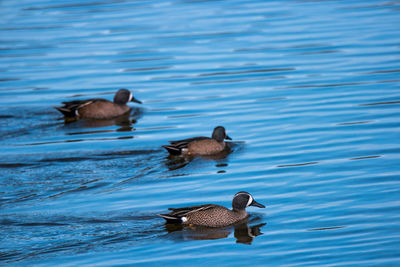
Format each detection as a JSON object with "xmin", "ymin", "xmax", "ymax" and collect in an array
[{"xmin": 1, "ymin": 0, "xmax": 400, "ymax": 266}]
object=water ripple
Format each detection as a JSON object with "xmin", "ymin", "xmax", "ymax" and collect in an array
[{"xmin": 1, "ymin": 0, "xmax": 400, "ymax": 266}]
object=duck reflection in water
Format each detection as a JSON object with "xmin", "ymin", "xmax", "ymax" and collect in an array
[
  {"xmin": 64, "ymin": 111, "xmax": 141, "ymax": 132},
  {"xmin": 165, "ymin": 146, "xmax": 232, "ymax": 171},
  {"xmin": 164, "ymin": 217, "xmax": 266, "ymax": 245}
]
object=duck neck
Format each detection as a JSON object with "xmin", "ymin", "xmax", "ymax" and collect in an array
[
  {"xmin": 114, "ymin": 100, "xmax": 126, "ymax": 105},
  {"xmin": 217, "ymin": 140, "xmax": 225, "ymax": 145},
  {"xmin": 232, "ymin": 208, "xmax": 247, "ymax": 215}
]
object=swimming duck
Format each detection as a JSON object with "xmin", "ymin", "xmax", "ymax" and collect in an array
[
  {"xmin": 162, "ymin": 126, "xmax": 231, "ymax": 156},
  {"xmin": 55, "ymin": 88, "xmax": 142, "ymax": 120},
  {"xmin": 159, "ymin": 191, "xmax": 265, "ymax": 227}
]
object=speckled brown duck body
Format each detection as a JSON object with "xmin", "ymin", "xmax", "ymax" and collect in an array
[
  {"xmin": 159, "ymin": 191, "xmax": 265, "ymax": 227},
  {"xmin": 55, "ymin": 89, "xmax": 142, "ymax": 120},
  {"xmin": 162, "ymin": 126, "xmax": 231, "ymax": 156}
]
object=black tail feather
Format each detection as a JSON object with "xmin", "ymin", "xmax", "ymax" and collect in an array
[
  {"xmin": 55, "ymin": 106, "xmax": 75, "ymax": 118},
  {"xmin": 162, "ymin": 145, "xmax": 182, "ymax": 155},
  {"xmin": 158, "ymin": 214, "xmax": 182, "ymax": 224}
]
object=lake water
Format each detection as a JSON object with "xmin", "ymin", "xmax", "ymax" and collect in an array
[{"xmin": 1, "ymin": 0, "xmax": 400, "ymax": 266}]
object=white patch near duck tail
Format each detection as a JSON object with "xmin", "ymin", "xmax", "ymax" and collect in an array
[
  {"xmin": 75, "ymin": 101, "xmax": 92, "ymax": 117},
  {"xmin": 181, "ymin": 217, "xmax": 188, "ymax": 223},
  {"xmin": 246, "ymin": 194, "xmax": 254, "ymax": 207}
]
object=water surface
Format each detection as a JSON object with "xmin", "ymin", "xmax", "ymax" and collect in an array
[{"xmin": 1, "ymin": 0, "xmax": 400, "ymax": 266}]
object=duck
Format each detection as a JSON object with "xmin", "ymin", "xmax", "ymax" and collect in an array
[
  {"xmin": 159, "ymin": 191, "xmax": 265, "ymax": 227},
  {"xmin": 162, "ymin": 126, "xmax": 231, "ymax": 156},
  {"xmin": 55, "ymin": 88, "xmax": 142, "ymax": 120}
]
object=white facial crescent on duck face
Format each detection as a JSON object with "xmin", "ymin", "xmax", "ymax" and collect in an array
[
  {"xmin": 246, "ymin": 194, "xmax": 253, "ymax": 207},
  {"xmin": 128, "ymin": 92, "xmax": 133, "ymax": 102}
]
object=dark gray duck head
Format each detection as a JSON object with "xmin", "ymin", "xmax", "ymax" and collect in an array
[
  {"xmin": 232, "ymin": 191, "xmax": 265, "ymax": 211},
  {"xmin": 212, "ymin": 126, "xmax": 232, "ymax": 142},
  {"xmin": 114, "ymin": 89, "xmax": 142, "ymax": 105}
]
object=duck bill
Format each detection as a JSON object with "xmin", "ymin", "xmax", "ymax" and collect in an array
[
  {"xmin": 225, "ymin": 135, "xmax": 232, "ymax": 140},
  {"xmin": 131, "ymin": 97, "xmax": 142, "ymax": 104},
  {"xmin": 250, "ymin": 200, "xmax": 265, "ymax": 208}
]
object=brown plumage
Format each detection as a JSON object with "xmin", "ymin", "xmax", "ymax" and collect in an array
[
  {"xmin": 162, "ymin": 126, "xmax": 231, "ymax": 156},
  {"xmin": 159, "ymin": 191, "xmax": 265, "ymax": 227},
  {"xmin": 55, "ymin": 89, "xmax": 141, "ymax": 120}
]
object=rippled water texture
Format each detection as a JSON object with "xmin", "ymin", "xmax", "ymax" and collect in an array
[{"xmin": 1, "ymin": 0, "xmax": 400, "ymax": 266}]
